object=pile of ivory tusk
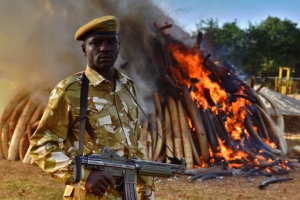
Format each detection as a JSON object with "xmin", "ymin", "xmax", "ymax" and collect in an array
[
  {"xmin": 142, "ymin": 86, "xmax": 287, "ymax": 169},
  {"xmin": 142, "ymin": 92, "xmax": 200, "ymax": 169},
  {"xmin": 0, "ymin": 85, "xmax": 287, "ymax": 169},
  {"xmin": 0, "ymin": 88, "xmax": 46, "ymax": 164}
]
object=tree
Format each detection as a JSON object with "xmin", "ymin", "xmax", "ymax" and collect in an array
[
  {"xmin": 246, "ymin": 16, "xmax": 300, "ymax": 76},
  {"xmin": 192, "ymin": 16, "xmax": 300, "ymax": 77},
  {"xmin": 193, "ymin": 19, "xmax": 248, "ymax": 75}
]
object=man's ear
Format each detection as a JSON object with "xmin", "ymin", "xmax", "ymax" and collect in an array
[{"xmin": 81, "ymin": 43, "xmax": 87, "ymax": 56}]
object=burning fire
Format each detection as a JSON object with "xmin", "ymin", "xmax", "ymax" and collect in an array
[
  {"xmin": 166, "ymin": 35, "xmax": 285, "ymax": 169},
  {"xmin": 169, "ymin": 43, "xmax": 227, "ymax": 110}
]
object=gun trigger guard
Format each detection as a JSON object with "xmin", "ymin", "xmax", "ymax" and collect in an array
[{"xmin": 114, "ymin": 177, "xmax": 124, "ymax": 192}]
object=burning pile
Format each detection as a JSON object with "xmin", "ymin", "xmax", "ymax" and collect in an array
[
  {"xmin": 138, "ymin": 23, "xmax": 293, "ymax": 174},
  {"xmin": 0, "ymin": 22, "xmax": 296, "ymax": 178}
]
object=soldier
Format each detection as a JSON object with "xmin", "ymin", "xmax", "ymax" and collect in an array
[{"xmin": 30, "ymin": 15, "xmax": 155, "ymax": 200}]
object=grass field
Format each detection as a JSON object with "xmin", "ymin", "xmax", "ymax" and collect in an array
[{"xmin": 1, "ymin": 135, "xmax": 300, "ymax": 200}]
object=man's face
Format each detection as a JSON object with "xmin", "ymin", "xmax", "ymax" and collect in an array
[{"xmin": 82, "ymin": 33, "xmax": 120, "ymax": 72}]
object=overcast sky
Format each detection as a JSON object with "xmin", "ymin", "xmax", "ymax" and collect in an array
[{"xmin": 153, "ymin": 0, "xmax": 300, "ymax": 32}]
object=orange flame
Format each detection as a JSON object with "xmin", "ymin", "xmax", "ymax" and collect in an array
[
  {"xmin": 169, "ymin": 44, "xmax": 227, "ymax": 109},
  {"xmin": 169, "ymin": 43, "xmax": 251, "ymax": 144},
  {"xmin": 216, "ymin": 138, "xmax": 248, "ymax": 168},
  {"xmin": 167, "ymin": 39, "xmax": 287, "ymax": 170}
]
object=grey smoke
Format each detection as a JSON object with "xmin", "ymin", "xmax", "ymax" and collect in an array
[{"xmin": 0, "ymin": 0, "xmax": 193, "ymax": 116}]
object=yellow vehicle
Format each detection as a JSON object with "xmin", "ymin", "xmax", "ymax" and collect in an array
[{"xmin": 275, "ymin": 67, "xmax": 298, "ymax": 94}]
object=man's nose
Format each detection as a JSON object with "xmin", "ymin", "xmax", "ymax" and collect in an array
[{"xmin": 99, "ymin": 42, "xmax": 110, "ymax": 51}]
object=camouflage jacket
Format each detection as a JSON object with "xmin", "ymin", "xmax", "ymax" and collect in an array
[{"xmin": 30, "ymin": 66, "xmax": 153, "ymax": 199}]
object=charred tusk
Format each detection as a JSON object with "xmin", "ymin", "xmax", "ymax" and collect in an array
[
  {"xmin": 250, "ymin": 87, "xmax": 269, "ymax": 114},
  {"xmin": 204, "ymin": 109, "xmax": 221, "ymax": 161},
  {"xmin": 199, "ymin": 174, "xmax": 218, "ymax": 182},
  {"xmin": 256, "ymin": 106, "xmax": 287, "ymax": 155},
  {"xmin": 190, "ymin": 174, "xmax": 216, "ymax": 182},
  {"xmin": 258, "ymin": 177, "xmax": 293, "ymax": 189},
  {"xmin": 250, "ymin": 77, "xmax": 256, "ymax": 88},
  {"xmin": 257, "ymin": 89, "xmax": 284, "ymax": 133},
  {"xmin": 190, "ymin": 171, "xmax": 232, "ymax": 182},
  {"xmin": 239, "ymin": 136, "xmax": 257, "ymax": 160},
  {"xmin": 255, "ymin": 105, "xmax": 270, "ymax": 140},
  {"xmin": 244, "ymin": 116, "xmax": 282, "ymax": 157},
  {"xmin": 251, "ymin": 159, "xmax": 279, "ymax": 168},
  {"xmin": 246, "ymin": 168, "xmax": 260, "ymax": 177}
]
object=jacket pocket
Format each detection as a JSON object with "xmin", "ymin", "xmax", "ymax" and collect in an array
[{"xmin": 86, "ymin": 110, "xmax": 112, "ymax": 148}]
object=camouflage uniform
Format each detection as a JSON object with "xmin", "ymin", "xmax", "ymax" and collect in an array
[{"xmin": 30, "ymin": 66, "xmax": 154, "ymax": 199}]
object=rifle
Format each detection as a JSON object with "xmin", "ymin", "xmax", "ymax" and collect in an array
[{"xmin": 72, "ymin": 146, "xmax": 195, "ymax": 199}]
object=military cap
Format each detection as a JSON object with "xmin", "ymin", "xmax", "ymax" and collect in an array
[{"xmin": 75, "ymin": 15, "xmax": 120, "ymax": 40}]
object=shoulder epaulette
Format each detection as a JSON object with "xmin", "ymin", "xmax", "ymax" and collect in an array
[{"xmin": 56, "ymin": 71, "xmax": 84, "ymax": 91}]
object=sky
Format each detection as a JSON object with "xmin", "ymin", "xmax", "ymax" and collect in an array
[{"xmin": 153, "ymin": 0, "xmax": 300, "ymax": 32}]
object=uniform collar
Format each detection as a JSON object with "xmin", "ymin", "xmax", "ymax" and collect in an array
[{"xmin": 84, "ymin": 65, "xmax": 132, "ymax": 86}]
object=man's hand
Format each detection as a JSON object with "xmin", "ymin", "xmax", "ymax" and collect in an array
[{"xmin": 85, "ymin": 170, "xmax": 115, "ymax": 197}]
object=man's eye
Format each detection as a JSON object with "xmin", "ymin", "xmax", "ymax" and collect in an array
[
  {"xmin": 89, "ymin": 40, "xmax": 117, "ymax": 46},
  {"xmin": 108, "ymin": 41, "xmax": 117, "ymax": 44},
  {"xmin": 90, "ymin": 41, "xmax": 99, "ymax": 45}
]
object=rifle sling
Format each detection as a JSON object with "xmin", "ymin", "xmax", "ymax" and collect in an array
[{"xmin": 79, "ymin": 73, "xmax": 96, "ymax": 156}]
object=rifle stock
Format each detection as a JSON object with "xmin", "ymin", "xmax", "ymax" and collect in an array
[{"xmin": 72, "ymin": 147, "xmax": 195, "ymax": 199}]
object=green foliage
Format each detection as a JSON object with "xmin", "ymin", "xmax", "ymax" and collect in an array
[
  {"xmin": 259, "ymin": 56, "xmax": 275, "ymax": 76},
  {"xmin": 192, "ymin": 16, "xmax": 300, "ymax": 77}
]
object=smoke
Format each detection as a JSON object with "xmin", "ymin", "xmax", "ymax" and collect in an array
[
  {"xmin": 0, "ymin": 0, "xmax": 87, "ymax": 112},
  {"xmin": 0, "ymin": 0, "xmax": 193, "ymax": 115}
]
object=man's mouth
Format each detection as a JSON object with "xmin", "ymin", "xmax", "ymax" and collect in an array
[
  {"xmin": 98, "ymin": 55, "xmax": 113, "ymax": 62},
  {"xmin": 99, "ymin": 55, "xmax": 113, "ymax": 60}
]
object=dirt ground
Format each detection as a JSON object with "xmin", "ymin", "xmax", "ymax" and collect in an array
[{"xmin": 1, "ymin": 128, "xmax": 300, "ymax": 200}]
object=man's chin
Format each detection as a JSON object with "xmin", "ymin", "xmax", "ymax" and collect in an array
[{"xmin": 95, "ymin": 63, "xmax": 114, "ymax": 70}]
